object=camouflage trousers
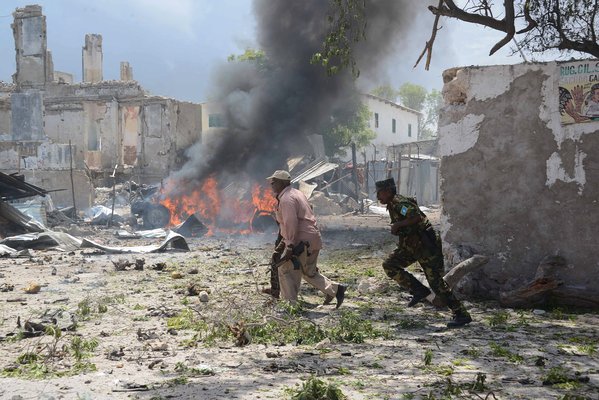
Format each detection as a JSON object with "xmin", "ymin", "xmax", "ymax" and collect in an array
[{"xmin": 382, "ymin": 235, "xmax": 468, "ymax": 315}]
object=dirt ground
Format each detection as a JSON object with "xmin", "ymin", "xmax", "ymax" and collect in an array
[{"xmin": 0, "ymin": 210, "xmax": 598, "ymax": 400}]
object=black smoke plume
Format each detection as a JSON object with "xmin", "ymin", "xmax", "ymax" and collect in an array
[{"xmin": 171, "ymin": 0, "xmax": 414, "ymax": 191}]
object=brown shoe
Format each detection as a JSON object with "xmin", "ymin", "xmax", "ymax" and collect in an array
[{"xmin": 261, "ymin": 288, "xmax": 279, "ymax": 299}]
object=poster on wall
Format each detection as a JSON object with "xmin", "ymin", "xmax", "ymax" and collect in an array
[{"xmin": 559, "ymin": 60, "xmax": 599, "ymax": 125}]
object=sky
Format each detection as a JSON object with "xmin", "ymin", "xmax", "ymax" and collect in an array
[{"xmin": 0, "ymin": 0, "xmax": 534, "ymax": 103}]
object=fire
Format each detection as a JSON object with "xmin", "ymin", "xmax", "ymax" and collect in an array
[
  {"xmin": 159, "ymin": 175, "xmax": 277, "ymax": 235},
  {"xmin": 251, "ymin": 184, "xmax": 278, "ymax": 211}
]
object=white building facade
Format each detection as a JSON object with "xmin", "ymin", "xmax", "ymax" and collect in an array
[{"xmin": 362, "ymin": 93, "xmax": 421, "ymax": 161}]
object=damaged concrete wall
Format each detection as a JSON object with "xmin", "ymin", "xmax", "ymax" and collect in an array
[
  {"xmin": 0, "ymin": 140, "xmax": 93, "ymax": 210},
  {"xmin": 10, "ymin": 90, "xmax": 44, "ymax": 140},
  {"xmin": 439, "ymin": 61, "xmax": 599, "ymax": 299},
  {"xmin": 83, "ymin": 100, "xmax": 119, "ymax": 170},
  {"xmin": 53, "ymin": 71, "xmax": 73, "ymax": 84},
  {"xmin": 12, "ymin": 5, "xmax": 48, "ymax": 86},
  {"xmin": 120, "ymin": 104, "xmax": 140, "ymax": 166},
  {"xmin": 137, "ymin": 99, "xmax": 202, "ymax": 180},
  {"xmin": 120, "ymin": 62, "xmax": 133, "ymax": 81},
  {"xmin": 0, "ymin": 6, "xmax": 204, "ymax": 209},
  {"xmin": 173, "ymin": 101, "xmax": 202, "ymax": 163},
  {"xmin": 82, "ymin": 34, "xmax": 103, "ymax": 83},
  {"xmin": 0, "ymin": 84, "xmax": 14, "ymax": 138}
]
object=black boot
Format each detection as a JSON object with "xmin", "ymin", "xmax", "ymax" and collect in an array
[
  {"xmin": 447, "ymin": 312, "xmax": 472, "ymax": 328},
  {"xmin": 407, "ymin": 287, "xmax": 431, "ymax": 307}
]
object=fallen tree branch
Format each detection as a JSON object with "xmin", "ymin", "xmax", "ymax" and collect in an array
[
  {"xmin": 499, "ymin": 278, "xmax": 562, "ymax": 308},
  {"xmin": 427, "ymin": 255, "xmax": 489, "ymax": 307}
]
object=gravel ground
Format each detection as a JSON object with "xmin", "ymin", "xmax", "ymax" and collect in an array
[{"xmin": 0, "ymin": 210, "xmax": 597, "ymax": 400}]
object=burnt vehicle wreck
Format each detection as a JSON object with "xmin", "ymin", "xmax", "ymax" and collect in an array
[{"xmin": 129, "ymin": 181, "xmax": 277, "ymax": 234}]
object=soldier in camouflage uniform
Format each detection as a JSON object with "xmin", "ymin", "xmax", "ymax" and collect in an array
[{"xmin": 376, "ymin": 178, "xmax": 472, "ymax": 328}]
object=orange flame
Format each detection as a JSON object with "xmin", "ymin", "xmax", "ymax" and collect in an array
[
  {"xmin": 251, "ymin": 184, "xmax": 277, "ymax": 211},
  {"xmin": 159, "ymin": 175, "xmax": 277, "ymax": 235}
]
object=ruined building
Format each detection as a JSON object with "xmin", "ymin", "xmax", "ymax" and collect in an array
[
  {"xmin": 439, "ymin": 61, "xmax": 599, "ymax": 306},
  {"xmin": 0, "ymin": 5, "xmax": 203, "ymax": 209}
]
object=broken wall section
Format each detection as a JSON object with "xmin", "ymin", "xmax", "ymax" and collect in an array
[
  {"xmin": 41, "ymin": 82, "xmax": 202, "ymax": 184},
  {"xmin": 12, "ymin": 5, "xmax": 49, "ymax": 86},
  {"xmin": 1, "ymin": 79, "xmax": 202, "ymax": 209},
  {"xmin": 82, "ymin": 34, "xmax": 103, "ymax": 83},
  {"xmin": 1, "ymin": 6, "xmax": 204, "ymax": 211},
  {"xmin": 133, "ymin": 99, "xmax": 202, "ymax": 181},
  {"xmin": 439, "ymin": 61, "xmax": 599, "ymax": 302}
]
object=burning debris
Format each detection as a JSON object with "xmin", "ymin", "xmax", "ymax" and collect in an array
[{"xmin": 158, "ymin": 176, "xmax": 278, "ymax": 235}]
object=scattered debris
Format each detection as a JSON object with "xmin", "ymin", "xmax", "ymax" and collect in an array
[
  {"xmin": 22, "ymin": 283, "xmax": 41, "ymax": 294},
  {"xmin": 0, "ymin": 244, "xmax": 17, "ymax": 256},
  {"xmin": 111, "ymin": 382, "xmax": 150, "ymax": 393},
  {"xmin": 173, "ymin": 214, "xmax": 207, "ymax": 237},
  {"xmin": 500, "ymin": 255, "xmax": 599, "ymax": 308},
  {"xmin": 228, "ymin": 321, "xmax": 251, "ymax": 346},
  {"xmin": 0, "ymin": 283, "xmax": 14, "ymax": 292},
  {"xmin": 107, "ymin": 347, "xmax": 125, "ymax": 361},
  {"xmin": 151, "ymin": 262, "xmax": 166, "ymax": 271},
  {"xmin": 0, "ymin": 231, "xmax": 81, "ymax": 252},
  {"xmin": 112, "ymin": 259, "xmax": 133, "ymax": 271},
  {"xmin": 199, "ymin": 291, "xmax": 209, "ymax": 303},
  {"xmin": 81, "ymin": 231, "xmax": 189, "ymax": 254},
  {"xmin": 187, "ymin": 283, "xmax": 200, "ymax": 296},
  {"xmin": 137, "ymin": 328, "xmax": 159, "ymax": 341},
  {"xmin": 134, "ymin": 258, "xmax": 145, "ymax": 270},
  {"xmin": 148, "ymin": 359, "xmax": 162, "ymax": 369}
]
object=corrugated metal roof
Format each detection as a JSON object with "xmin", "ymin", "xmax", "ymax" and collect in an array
[
  {"xmin": 0, "ymin": 172, "xmax": 48, "ymax": 201},
  {"xmin": 291, "ymin": 159, "xmax": 338, "ymax": 183}
]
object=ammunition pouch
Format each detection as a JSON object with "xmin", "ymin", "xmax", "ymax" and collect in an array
[{"xmin": 419, "ymin": 227, "xmax": 438, "ymax": 252}]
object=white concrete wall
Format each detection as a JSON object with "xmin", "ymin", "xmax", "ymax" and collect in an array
[
  {"xmin": 362, "ymin": 94, "xmax": 420, "ymax": 160},
  {"xmin": 200, "ymin": 101, "xmax": 226, "ymax": 144}
]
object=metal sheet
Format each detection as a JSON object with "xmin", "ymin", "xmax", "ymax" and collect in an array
[
  {"xmin": 0, "ymin": 231, "xmax": 81, "ymax": 251},
  {"xmin": 0, "ymin": 199, "xmax": 45, "ymax": 233},
  {"xmin": 291, "ymin": 160, "xmax": 338, "ymax": 183},
  {"xmin": 81, "ymin": 230, "xmax": 189, "ymax": 254}
]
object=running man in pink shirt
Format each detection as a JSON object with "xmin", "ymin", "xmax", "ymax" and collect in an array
[{"xmin": 266, "ymin": 170, "xmax": 346, "ymax": 307}]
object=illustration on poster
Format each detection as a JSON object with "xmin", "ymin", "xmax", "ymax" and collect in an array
[
  {"xmin": 582, "ymin": 83, "xmax": 599, "ymax": 117},
  {"xmin": 559, "ymin": 61, "xmax": 599, "ymax": 124}
]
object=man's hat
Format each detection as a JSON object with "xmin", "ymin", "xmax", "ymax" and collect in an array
[
  {"xmin": 375, "ymin": 178, "xmax": 396, "ymax": 192},
  {"xmin": 267, "ymin": 170, "xmax": 291, "ymax": 181}
]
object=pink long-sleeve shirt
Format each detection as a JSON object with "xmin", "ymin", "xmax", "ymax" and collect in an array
[{"xmin": 275, "ymin": 185, "xmax": 323, "ymax": 250}]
